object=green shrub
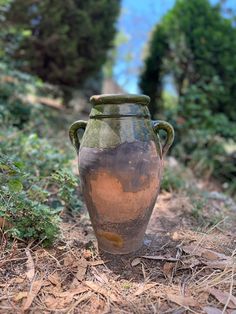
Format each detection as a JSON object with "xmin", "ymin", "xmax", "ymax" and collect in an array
[
  {"xmin": 51, "ymin": 169, "xmax": 83, "ymax": 212},
  {"xmin": 0, "ymin": 130, "xmax": 81, "ymax": 245},
  {"xmin": 172, "ymin": 83, "xmax": 236, "ymax": 194},
  {"xmin": 0, "ymin": 154, "xmax": 60, "ymax": 245},
  {"xmin": 161, "ymin": 165, "xmax": 185, "ymax": 192},
  {"xmin": 0, "ymin": 60, "xmax": 84, "ymax": 245},
  {"xmin": 139, "ymin": 0, "xmax": 236, "ymax": 121},
  {"xmin": 139, "ymin": 0, "xmax": 236, "ymax": 195},
  {"xmin": 0, "ymin": 63, "xmax": 32, "ymax": 127},
  {"xmin": 0, "ymin": 61, "xmax": 64, "ymax": 132},
  {"xmin": 0, "ymin": 118, "xmax": 81, "ymax": 245},
  {"xmin": 3, "ymin": 0, "xmax": 121, "ymax": 105}
]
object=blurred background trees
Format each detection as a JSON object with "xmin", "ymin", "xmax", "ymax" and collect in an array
[
  {"xmin": 0, "ymin": 0, "xmax": 235, "ymax": 244},
  {"xmin": 2, "ymin": 0, "xmax": 120, "ymax": 105},
  {"xmin": 139, "ymin": 0, "xmax": 236, "ymax": 121},
  {"xmin": 139, "ymin": 0, "xmax": 236, "ymax": 192}
]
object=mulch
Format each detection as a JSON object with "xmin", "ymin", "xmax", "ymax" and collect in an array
[{"xmin": 0, "ymin": 191, "xmax": 236, "ymax": 314}]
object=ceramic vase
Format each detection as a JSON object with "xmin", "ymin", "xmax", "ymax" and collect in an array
[{"xmin": 69, "ymin": 94, "xmax": 174, "ymax": 254}]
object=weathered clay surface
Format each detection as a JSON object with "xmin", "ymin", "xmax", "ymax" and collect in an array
[
  {"xmin": 79, "ymin": 140, "xmax": 162, "ymax": 254},
  {"xmin": 69, "ymin": 94, "xmax": 174, "ymax": 254}
]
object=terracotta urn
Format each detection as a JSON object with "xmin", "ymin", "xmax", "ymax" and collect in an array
[{"xmin": 69, "ymin": 94, "xmax": 174, "ymax": 254}]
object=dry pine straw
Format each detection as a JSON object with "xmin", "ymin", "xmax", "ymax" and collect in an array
[{"xmin": 0, "ymin": 191, "xmax": 236, "ymax": 314}]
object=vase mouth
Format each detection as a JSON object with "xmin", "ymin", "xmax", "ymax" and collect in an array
[{"xmin": 90, "ymin": 94, "xmax": 150, "ymax": 106}]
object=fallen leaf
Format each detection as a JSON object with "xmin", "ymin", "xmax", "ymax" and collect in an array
[
  {"xmin": 45, "ymin": 291, "xmax": 92, "ymax": 311},
  {"xmin": 22, "ymin": 279, "xmax": 43, "ymax": 311},
  {"xmin": 180, "ymin": 257, "xmax": 201, "ymax": 269},
  {"xmin": 63, "ymin": 253, "xmax": 77, "ymax": 267},
  {"xmin": 88, "ymin": 260, "xmax": 109, "ymax": 266},
  {"xmin": 203, "ymin": 306, "xmax": 223, "ymax": 314},
  {"xmin": 66, "ymin": 291, "xmax": 92, "ymax": 311},
  {"xmin": 142, "ymin": 255, "xmax": 178, "ymax": 262},
  {"xmin": 83, "ymin": 249, "xmax": 93, "ymax": 259},
  {"xmin": 25, "ymin": 249, "xmax": 35, "ymax": 282},
  {"xmin": 42, "ymin": 280, "xmax": 52, "ymax": 288},
  {"xmin": 198, "ymin": 291, "xmax": 210, "ymax": 304},
  {"xmin": 209, "ymin": 288, "xmax": 236, "ymax": 309},
  {"xmin": 93, "ymin": 272, "xmax": 109, "ymax": 284},
  {"xmin": 134, "ymin": 283, "xmax": 157, "ymax": 296},
  {"xmin": 48, "ymin": 272, "xmax": 61, "ymax": 287},
  {"xmin": 162, "ymin": 191, "xmax": 172, "ymax": 200},
  {"xmin": 167, "ymin": 293, "xmax": 198, "ymax": 307},
  {"xmin": 45, "ymin": 296, "xmax": 60, "ymax": 308},
  {"xmin": 182, "ymin": 245, "xmax": 229, "ymax": 261},
  {"xmin": 182, "ymin": 245, "xmax": 206, "ymax": 256},
  {"xmin": 88, "ymin": 295, "xmax": 106, "ymax": 313},
  {"xmin": 14, "ymin": 277, "xmax": 25, "ymax": 284},
  {"xmin": 204, "ymin": 260, "xmax": 235, "ymax": 270},
  {"xmin": 57, "ymin": 246, "xmax": 66, "ymax": 250},
  {"xmin": 201, "ymin": 250, "xmax": 226, "ymax": 261},
  {"xmin": 131, "ymin": 258, "xmax": 141, "ymax": 267},
  {"xmin": 163, "ymin": 262, "xmax": 175, "ymax": 278},
  {"xmin": 52, "ymin": 286, "xmax": 88, "ymax": 298},
  {"xmin": 75, "ymin": 257, "xmax": 88, "ymax": 281},
  {"xmin": 14, "ymin": 291, "xmax": 28, "ymax": 302},
  {"xmin": 85, "ymin": 281, "xmax": 119, "ymax": 302},
  {"xmin": 45, "ymin": 294, "xmax": 88, "ymax": 309},
  {"xmin": 182, "ymin": 245, "xmax": 235, "ymax": 269},
  {"xmin": 172, "ymin": 231, "xmax": 179, "ymax": 241}
]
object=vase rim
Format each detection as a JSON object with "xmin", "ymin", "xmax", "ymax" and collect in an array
[{"xmin": 90, "ymin": 94, "xmax": 150, "ymax": 106}]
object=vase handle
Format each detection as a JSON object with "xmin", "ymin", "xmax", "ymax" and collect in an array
[
  {"xmin": 152, "ymin": 120, "xmax": 174, "ymax": 157},
  {"xmin": 69, "ymin": 120, "xmax": 87, "ymax": 151}
]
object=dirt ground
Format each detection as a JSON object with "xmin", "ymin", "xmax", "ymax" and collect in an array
[{"xmin": 0, "ymin": 183, "xmax": 236, "ymax": 313}]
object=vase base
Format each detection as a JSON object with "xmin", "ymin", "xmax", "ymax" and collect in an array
[{"xmin": 97, "ymin": 241, "xmax": 144, "ymax": 255}]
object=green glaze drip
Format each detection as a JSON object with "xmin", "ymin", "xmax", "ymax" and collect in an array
[
  {"xmin": 69, "ymin": 94, "xmax": 174, "ymax": 157},
  {"xmin": 80, "ymin": 117, "xmax": 158, "ymax": 149}
]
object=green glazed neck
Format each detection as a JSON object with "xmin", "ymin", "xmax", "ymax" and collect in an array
[
  {"xmin": 89, "ymin": 94, "xmax": 151, "ymax": 119},
  {"xmin": 90, "ymin": 94, "xmax": 150, "ymax": 106}
]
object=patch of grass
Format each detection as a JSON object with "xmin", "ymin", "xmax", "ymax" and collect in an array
[
  {"xmin": 122, "ymin": 282, "xmax": 132, "ymax": 289},
  {"xmin": 191, "ymin": 198, "xmax": 206, "ymax": 221},
  {"xmin": 187, "ymin": 189, "xmax": 225, "ymax": 227},
  {"xmin": 0, "ymin": 147, "xmax": 82, "ymax": 246},
  {"xmin": 161, "ymin": 164, "xmax": 185, "ymax": 192}
]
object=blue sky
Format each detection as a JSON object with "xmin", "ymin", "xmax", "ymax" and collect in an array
[{"xmin": 114, "ymin": 0, "xmax": 236, "ymax": 93}]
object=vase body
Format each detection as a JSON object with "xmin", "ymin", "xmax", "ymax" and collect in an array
[{"xmin": 69, "ymin": 94, "xmax": 174, "ymax": 254}]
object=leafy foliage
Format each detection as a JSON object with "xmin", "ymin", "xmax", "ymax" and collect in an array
[
  {"xmin": 139, "ymin": 0, "xmax": 236, "ymax": 194},
  {"xmin": 0, "ymin": 61, "xmax": 64, "ymax": 130},
  {"xmin": 170, "ymin": 83, "xmax": 236, "ymax": 194},
  {"xmin": 0, "ymin": 62, "xmax": 34, "ymax": 127},
  {"xmin": 0, "ymin": 153, "xmax": 59, "ymax": 245},
  {"xmin": 0, "ymin": 63, "xmax": 82, "ymax": 245},
  {"xmin": 0, "ymin": 129, "xmax": 81, "ymax": 245},
  {"xmin": 139, "ymin": 24, "xmax": 168, "ymax": 117},
  {"xmin": 3, "ymin": 0, "xmax": 121, "ymax": 104},
  {"xmin": 161, "ymin": 163, "xmax": 185, "ymax": 192},
  {"xmin": 139, "ymin": 0, "xmax": 236, "ymax": 121}
]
